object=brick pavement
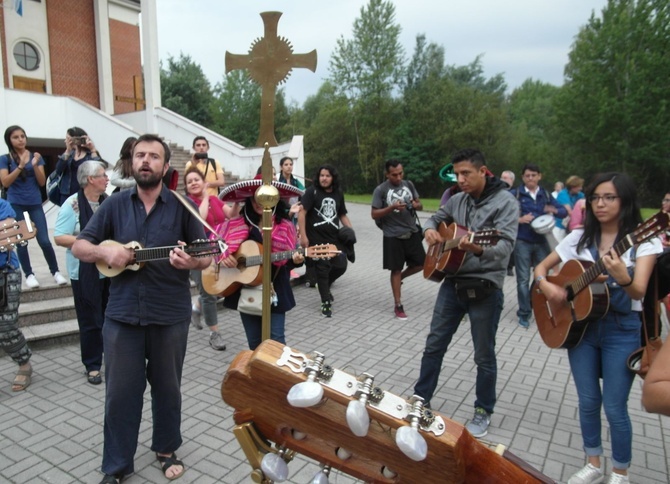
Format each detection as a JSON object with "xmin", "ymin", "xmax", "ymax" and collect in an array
[{"xmin": 0, "ymin": 202, "xmax": 668, "ymax": 483}]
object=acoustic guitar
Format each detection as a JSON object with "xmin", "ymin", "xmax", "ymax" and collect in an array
[
  {"xmin": 533, "ymin": 211, "xmax": 669, "ymax": 349},
  {"xmin": 0, "ymin": 218, "xmax": 37, "ymax": 250},
  {"xmin": 423, "ymin": 222, "xmax": 502, "ymax": 282},
  {"xmin": 202, "ymin": 240, "xmax": 339, "ymax": 297},
  {"xmin": 95, "ymin": 239, "xmax": 225, "ymax": 277},
  {"xmin": 222, "ymin": 340, "xmax": 555, "ymax": 483}
]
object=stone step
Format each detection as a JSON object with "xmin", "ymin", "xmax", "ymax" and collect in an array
[{"xmin": 19, "ymin": 294, "xmax": 75, "ymax": 327}]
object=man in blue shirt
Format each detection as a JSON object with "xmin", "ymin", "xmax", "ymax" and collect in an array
[
  {"xmin": 72, "ymin": 134, "xmax": 211, "ymax": 483},
  {"xmin": 511, "ymin": 163, "xmax": 567, "ymax": 329}
]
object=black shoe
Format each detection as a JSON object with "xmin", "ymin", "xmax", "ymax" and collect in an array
[
  {"xmin": 506, "ymin": 268, "xmax": 514, "ymax": 276},
  {"xmin": 99, "ymin": 474, "xmax": 124, "ymax": 484},
  {"xmin": 321, "ymin": 300, "xmax": 332, "ymax": 317},
  {"xmin": 87, "ymin": 371, "xmax": 103, "ymax": 385}
]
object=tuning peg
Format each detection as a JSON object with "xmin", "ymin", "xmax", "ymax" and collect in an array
[
  {"xmin": 310, "ymin": 465, "xmax": 331, "ymax": 484},
  {"xmin": 395, "ymin": 395, "xmax": 428, "ymax": 461},
  {"xmin": 346, "ymin": 372, "xmax": 375, "ymax": 437},
  {"xmin": 287, "ymin": 352, "xmax": 325, "ymax": 407},
  {"xmin": 261, "ymin": 449, "xmax": 290, "ymax": 482}
]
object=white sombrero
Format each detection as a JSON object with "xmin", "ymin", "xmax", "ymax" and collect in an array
[{"xmin": 218, "ymin": 176, "xmax": 304, "ymax": 203}]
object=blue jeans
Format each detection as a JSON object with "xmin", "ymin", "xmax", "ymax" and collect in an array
[
  {"xmin": 11, "ymin": 203, "xmax": 60, "ymax": 276},
  {"xmin": 101, "ymin": 318, "xmax": 189, "ymax": 476},
  {"xmin": 568, "ymin": 312, "xmax": 640, "ymax": 469},
  {"xmin": 514, "ymin": 238, "xmax": 550, "ymax": 320},
  {"xmin": 414, "ymin": 281, "xmax": 503, "ymax": 414},
  {"xmin": 239, "ymin": 312, "xmax": 286, "ymax": 350},
  {"xmin": 190, "ymin": 270, "xmax": 218, "ymax": 328}
]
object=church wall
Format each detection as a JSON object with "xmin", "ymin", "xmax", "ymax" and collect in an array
[
  {"xmin": 1, "ymin": 0, "xmax": 50, "ymax": 91},
  {"xmin": 46, "ymin": 0, "xmax": 100, "ymax": 108},
  {"xmin": 110, "ymin": 19, "xmax": 141, "ymax": 115}
]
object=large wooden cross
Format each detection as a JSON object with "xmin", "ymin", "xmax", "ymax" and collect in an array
[{"xmin": 225, "ymin": 11, "xmax": 317, "ymax": 147}]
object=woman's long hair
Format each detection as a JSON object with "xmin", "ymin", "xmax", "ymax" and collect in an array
[
  {"xmin": 577, "ymin": 172, "xmax": 642, "ymax": 252},
  {"xmin": 114, "ymin": 136, "xmax": 136, "ymax": 178},
  {"xmin": 4, "ymin": 125, "xmax": 27, "ymax": 179}
]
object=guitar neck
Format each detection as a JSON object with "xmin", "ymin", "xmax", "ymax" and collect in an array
[
  {"xmin": 570, "ymin": 236, "xmax": 632, "ymax": 294},
  {"xmin": 134, "ymin": 245, "xmax": 183, "ymax": 263},
  {"xmin": 243, "ymin": 248, "xmax": 300, "ymax": 267}
]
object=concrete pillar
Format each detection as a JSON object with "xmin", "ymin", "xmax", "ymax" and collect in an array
[
  {"xmin": 93, "ymin": 0, "xmax": 115, "ymax": 114},
  {"xmin": 141, "ymin": 0, "xmax": 161, "ymax": 134}
]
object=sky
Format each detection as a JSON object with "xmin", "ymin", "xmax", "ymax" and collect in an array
[{"xmin": 155, "ymin": 0, "xmax": 609, "ymax": 105}]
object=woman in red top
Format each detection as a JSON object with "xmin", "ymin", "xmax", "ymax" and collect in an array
[{"xmin": 184, "ymin": 167, "xmax": 238, "ymax": 350}]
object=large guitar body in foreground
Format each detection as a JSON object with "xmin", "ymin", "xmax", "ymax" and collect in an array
[
  {"xmin": 423, "ymin": 222, "xmax": 501, "ymax": 282},
  {"xmin": 533, "ymin": 211, "xmax": 669, "ymax": 349},
  {"xmin": 202, "ymin": 240, "xmax": 338, "ymax": 297},
  {"xmin": 222, "ymin": 340, "xmax": 554, "ymax": 483}
]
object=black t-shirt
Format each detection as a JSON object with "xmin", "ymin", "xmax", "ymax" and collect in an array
[{"xmin": 302, "ymin": 186, "xmax": 347, "ymax": 245}]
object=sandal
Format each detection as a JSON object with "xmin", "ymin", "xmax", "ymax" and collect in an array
[
  {"xmin": 156, "ymin": 452, "xmax": 185, "ymax": 480},
  {"xmin": 12, "ymin": 365, "xmax": 32, "ymax": 392},
  {"xmin": 87, "ymin": 371, "xmax": 103, "ymax": 385},
  {"xmin": 99, "ymin": 474, "xmax": 124, "ymax": 484}
]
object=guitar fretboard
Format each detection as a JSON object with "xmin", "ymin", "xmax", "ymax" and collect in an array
[
  {"xmin": 243, "ymin": 248, "xmax": 303, "ymax": 267},
  {"xmin": 134, "ymin": 244, "xmax": 217, "ymax": 262},
  {"xmin": 569, "ymin": 236, "xmax": 633, "ymax": 295}
]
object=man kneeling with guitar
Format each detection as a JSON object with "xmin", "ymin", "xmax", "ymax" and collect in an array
[{"xmin": 414, "ymin": 148, "xmax": 518, "ymax": 439}]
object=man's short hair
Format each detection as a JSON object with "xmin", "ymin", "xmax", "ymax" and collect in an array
[
  {"xmin": 384, "ymin": 159, "xmax": 402, "ymax": 172},
  {"xmin": 502, "ymin": 170, "xmax": 515, "ymax": 182},
  {"xmin": 521, "ymin": 163, "xmax": 541, "ymax": 175},
  {"xmin": 133, "ymin": 134, "xmax": 171, "ymax": 164},
  {"xmin": 451, "ymin": 148, "xmax": 486, "ymax": 168},
  {"xmin": 192, "ymin": 136, "xmax": 208, "ymax": 148}
]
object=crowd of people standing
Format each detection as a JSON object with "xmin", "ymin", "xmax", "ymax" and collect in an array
[{"xmin": 1, "ymin": 125, "xmax": 668, "ymax": 484}]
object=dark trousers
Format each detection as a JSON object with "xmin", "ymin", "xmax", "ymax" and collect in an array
[
  {"xmin": 101, "ymin": 318, "xmax": 189, "ymax": 476},
  {"xmin": 71, "ymin": 278, "xmax": 109, "ymax": 372},
  {"xmin": 309, "ymin": 252, "xmax": 347, "ymax": 302}
]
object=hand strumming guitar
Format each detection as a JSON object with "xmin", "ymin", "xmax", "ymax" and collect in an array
[
  {"xmin": 424, "ymin": 228, "xmax": 442, "ymax": 245},
  {"xmin": 219, "ymin": 253, "xmax": 239, "ymax": 269}
]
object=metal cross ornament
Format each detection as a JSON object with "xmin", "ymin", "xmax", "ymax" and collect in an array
[{"xmin": 225, "ymin": 11, "xmax": 317, "ymax": 147}]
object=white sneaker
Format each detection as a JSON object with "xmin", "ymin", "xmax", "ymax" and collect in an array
[
  {"xmin": 568, "ymin": 463, "xmax": 605, "ymax": 484},
  {"xmin": 25, "ymin": 274, "xmax": 40, "ymax": 289},
  {"xmin": 607, "ymin": 473, "xmax": 629, "ymax": 484},
  {"xmin": 53, "ymin": 272, "xmax": 68, "ymax": 285}
]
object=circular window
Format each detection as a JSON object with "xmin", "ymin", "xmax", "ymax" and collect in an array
[{"xmin": 13, "ymin": 42, "xmax": 40, "ymax": 71}]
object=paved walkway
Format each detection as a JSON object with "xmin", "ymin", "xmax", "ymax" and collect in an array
[{"xmin": 0, "ymin": 202, "xmax": 668, "ymax": 483}]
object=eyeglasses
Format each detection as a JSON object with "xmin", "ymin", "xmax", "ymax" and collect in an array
[
  {"xmin": 589, "ymin": 195, "xmax": 619, "ymax": 204},
  {"xmin": 90, "ymin": 174, "xmax": 109, "ymax": 179}
]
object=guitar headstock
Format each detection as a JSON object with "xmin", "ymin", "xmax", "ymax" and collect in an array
[
  {"xmin": 222, "ymin": 340, "xmax": 550, "ymax": 484},
  {"xmin": 304, "ymin": 244, "xmax": 340, "ymax": 260},
  {"xmin": 630, "ymin": 211, "xmax": 670, "ymax": 245},
  {"xmin": 184, "ymin": 239, "xmax": 227, "ymax": 258},
  {"xmin": 0, "ymin": 218, "xmax": 37, "ymax": 252},
  {"xmin": 470, "ymin": 229, "xmax": 502, "ymax": 247}
]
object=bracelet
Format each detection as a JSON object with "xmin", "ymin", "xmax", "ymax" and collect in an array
[
  {"xmin": 619, "ymin": 278, "xmax": 633, "ymax": 287},
  {"xmin": 535, "ymin": 275, "xmax": 546, "ymax": 284}
]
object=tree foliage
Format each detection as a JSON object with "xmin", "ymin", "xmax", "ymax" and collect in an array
[
  {"xmin": 554, "ymin": 0, "xmax": 670, "ymax": 203},
  {"xmin": 329, "ymin": 0, "xmax": 405, "ymax": 187},
  {"xmin": 160, "ymin": 53, "xmax": 214, "ymax": 127}
]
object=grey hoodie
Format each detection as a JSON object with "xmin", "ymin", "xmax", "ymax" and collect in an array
[{"xmin": 424, "ymin": 177, "xmax": 518, "ymax": 288}]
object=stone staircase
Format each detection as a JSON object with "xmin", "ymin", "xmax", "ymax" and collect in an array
[{"xmin": 166, "ymin": 141, "xmax": 240, "ymax": 193}]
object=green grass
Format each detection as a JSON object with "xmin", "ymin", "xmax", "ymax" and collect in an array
[
  {"xmin": 348, "ymin": 193, "xmax": 658, "ymax": 218},
  {"xmin": 345, "ymin": 194, "xmax": 442, "ymax": 212}
]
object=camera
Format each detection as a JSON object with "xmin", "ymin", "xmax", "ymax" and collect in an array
[
  {"xmin": 74, "ymin": 136, "xmax": 87, "ymax": 146},
  {"xmin": 194, "ymin": 152, "xmax": 209, "ymax": 160}
]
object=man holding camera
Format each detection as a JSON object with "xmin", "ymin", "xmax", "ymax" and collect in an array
[{"xmin": 184, "ymin": 136, "xmax": 225, "ymax": 196}]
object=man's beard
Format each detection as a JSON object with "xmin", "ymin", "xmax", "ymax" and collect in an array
[{"xmin": 134, "ymin": 170, "xmax": 163, "ymax": 188}]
